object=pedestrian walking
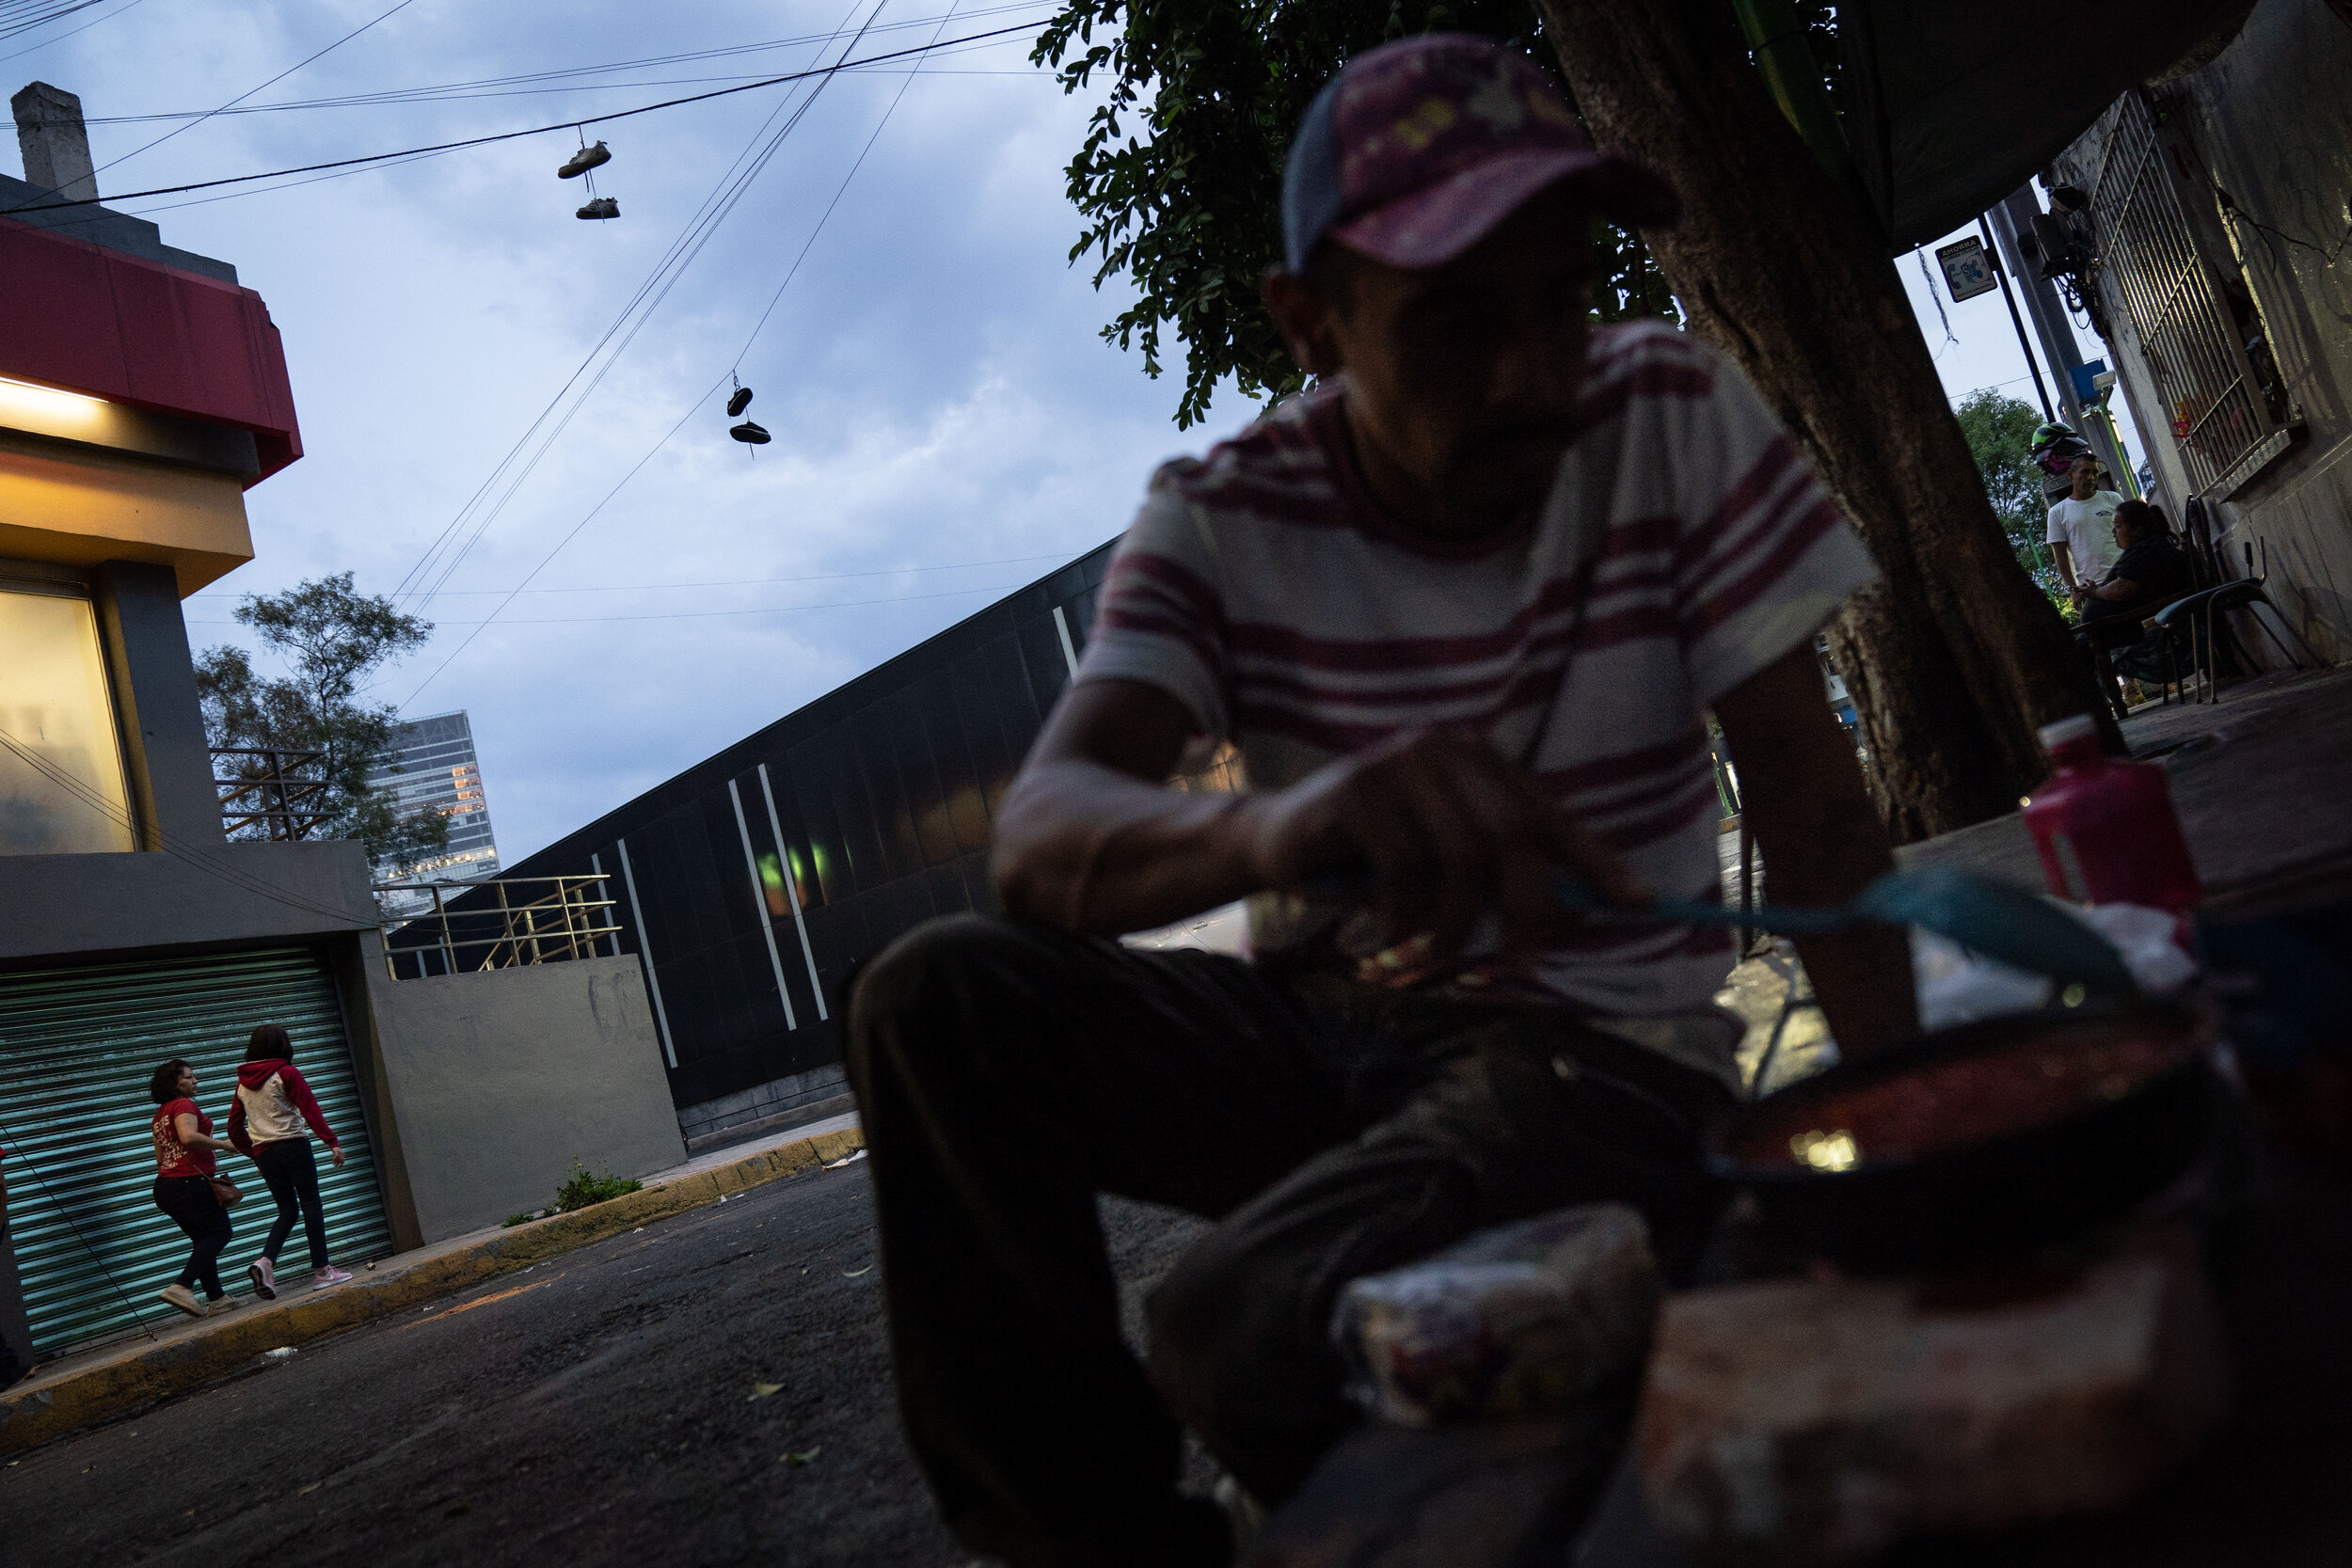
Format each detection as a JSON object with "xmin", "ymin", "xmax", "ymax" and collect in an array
[
  {"xmin": 227, "ymin": 1024, "xmax": 351, "ymax": 1297},
  {"xmin": 149, "ymin": 1059, "xmax": 243, "ymax": 1319}
]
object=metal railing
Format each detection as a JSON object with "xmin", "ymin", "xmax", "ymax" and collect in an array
[
  {"xmin": 377, "ymin": 875, "xmax": 623, "ymax": 980},
  {"xmin": 213, "ymin": 747, "xmax": 333, "ymax": 840}
]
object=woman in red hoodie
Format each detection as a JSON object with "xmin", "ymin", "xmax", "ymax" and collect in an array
[{"xmin": 227, "ymin": 1024, "xmax": 351, "ymax": 1297}]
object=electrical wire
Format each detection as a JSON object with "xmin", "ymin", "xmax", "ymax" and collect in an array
[
  {"xmin": 0, "ymin": 0, "xmax": 149, "ymax": 62},
  {"xmin": 79, "ymin": 2, "xmax": 1050, "ymax": 120},
  {"xmin": 389, "ymin": 1, "xmax": 889, "ymax": 618},
  {"xmin": 399, "ymin": 1, "xmax": 965, "ymax": 704},
  {"xmin": 733, "ymin": 0, "xmax": 961, "ymax": 372},
  {"xmin": 0, "ymin": 724, "xmax": 380, "ymax": 926},
  {"xmin": 203, "ymin": 582, "xmax": 1021, "ymax": 629},
  {"xmin": 191, "ymin": 550, "xmax": 1082, "ymax": 598},
  {"xmin": 0, "ymin": 1107, "xmax": 162, "ymax": 1349},
  {"xmin": 87, "ymin": 0, "xmax": 422, "ymax": 185},
  {"xmin": 0, "ymin": 20, "xmax": 1045, "ymax": 215}
]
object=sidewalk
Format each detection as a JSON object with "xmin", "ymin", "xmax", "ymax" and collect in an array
[
  {"xmin": 1899, "ymin": 663, "xmax": 2352, "ymax": 917},
  {"xmin": 0, "ymin": 1113, "xmax": 862, "ymax": 1455}
]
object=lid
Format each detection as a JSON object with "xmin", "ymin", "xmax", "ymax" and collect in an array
[{"xmin": 2037, "ymin": 714, "xmax": 2100, "ymax": 751}]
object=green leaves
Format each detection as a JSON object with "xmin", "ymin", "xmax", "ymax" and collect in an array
[
  {"xmin": 193, "ymin": 572, "xmax": 447, "ymax": 864},
  {"xmin": 1033, "ymin": 1, "xmax": 1675, "ymax": 429},
  {"xmin": 1953, "ymin": 388, "xmax": 2069, "ymax": 604}
]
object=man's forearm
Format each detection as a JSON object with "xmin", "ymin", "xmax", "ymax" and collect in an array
[
  {"xmin": 992, "ymin": 761, "xmax": 1263, "ymax": 935},
  {"xmin": 1716, "ymin": 646, "xmax": 1918, "ymax": 1057},
  {"xmin": 2050, "ymin": 541, "xmax": 2078, "ymax": 591}
]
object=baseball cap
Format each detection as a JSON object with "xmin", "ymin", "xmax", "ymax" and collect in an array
[{"xmin": 1281, "ymin": 33, "xmax": 1679, "ymax": 274}]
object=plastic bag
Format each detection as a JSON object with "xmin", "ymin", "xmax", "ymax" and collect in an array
[
  {"xmin": 1914, "ymin": 899, "xmax": 2199, "ymax": 1033},
  {"xmin": 1331, "ymin": 1203, "xmax": 1660, "ymax": 1427}
]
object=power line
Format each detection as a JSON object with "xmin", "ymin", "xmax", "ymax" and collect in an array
[
  {"xmin": 0, "ymin": 20, "xmax": 1045, "ymax": 215},
  {"xmin": 0, "ymin": 0, "xmax": 150, "ymax": 62},
  {"xmin": 77, "ymin": 2, "xmax": 1049, "ymax": 120},
  {"xmin": 197, "ymin": 581, "xmax": 1020, "ymax": 628},
  {"xmin": 84, "ymin": 0, "xmax": 421, "ymax": 187},
  {"xmin": 734, "ymin": 0, "xmax": 961, "ymax": 372},
  {"xmin": 388, "ymin": 1, "xmax": 883, "ymax": 613},
  {"xmin": 191, "ymin": 550, "xmax": 1082, "ymax": 598},
  {"xmin": 400, "ymin": 1, "xmax": 965, "ymax": 705}
]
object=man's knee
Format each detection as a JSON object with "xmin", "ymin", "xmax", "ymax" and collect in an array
[{"xmin": 848, "ymin": 913, "xmax": 1071, "ymax": 1085}]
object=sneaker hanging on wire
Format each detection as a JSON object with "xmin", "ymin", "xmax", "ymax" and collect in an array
[
  {"xmin": 727, "ymin": 386, "xmax": 754, "ymax": 417},
  {"xmin": 577, "ymin": 196, "xmax": 620, "ymax": 220},
  {"xmin": 730, "ymin": 420, "xmax": 771, "ymax": 445},
  {"xmin": 558, "ymin": 139, "xmax": 612, "ymax": 180}
]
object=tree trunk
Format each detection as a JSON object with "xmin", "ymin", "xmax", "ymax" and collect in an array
[{"xmin": 1534, "ymin": 0, "xmax": 2117, "ymax": 842}]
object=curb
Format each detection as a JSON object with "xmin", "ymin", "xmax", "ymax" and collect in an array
[{"xmin": 0, "ymin": 1123, "xmax": 864, "ymax": 1455}]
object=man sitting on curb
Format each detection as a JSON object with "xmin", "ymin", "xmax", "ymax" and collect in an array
[{"xmin": 847, "ymin": 34, "xmax": 1915, "ymax": 1568}]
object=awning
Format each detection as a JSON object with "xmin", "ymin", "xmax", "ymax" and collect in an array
[{"xmin": 1836, "ymin": 0, "xmax": 2252, "ymax": 251}]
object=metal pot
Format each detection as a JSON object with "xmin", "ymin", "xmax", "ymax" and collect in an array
[{"xmin": 1706, "ymin": 1001, "xmax": 2219, "ymax": 1275}]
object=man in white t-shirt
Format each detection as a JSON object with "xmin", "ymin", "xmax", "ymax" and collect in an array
[
  {"xmin": 845, "ymin": 35, "xmax": 1914, "ymax": 1566},
  {"xmin": 2046, "ymin": 454, "xmax": 2123, "ymax": 594}
]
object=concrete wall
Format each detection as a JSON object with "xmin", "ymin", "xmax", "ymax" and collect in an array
[
  {"xmin": 91, "ymin": 559, "xmax": 224, "ymax": 856},
  {"xmin": 0, "ymin": 836, "xmax": 375, "ymax": 967},
  {"xmin": 358, "ymin": 955, "xmax": 684, "ymax": 1244}
]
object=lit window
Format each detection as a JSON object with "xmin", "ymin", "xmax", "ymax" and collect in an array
[{"xmin": 0, "ymin": 581, "xmax": 136, "ymax": 854}]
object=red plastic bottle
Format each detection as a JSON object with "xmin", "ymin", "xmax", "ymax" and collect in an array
[{"xmin": 2021, "ymin": 714, "xmax": 2203, "ymax": 911}]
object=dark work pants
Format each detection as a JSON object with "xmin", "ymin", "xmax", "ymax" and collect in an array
[
  {"xmin": 846, "ymin": 913, "xmax": 1736, "ymax": 1568},
  {"xmin": 152, "ymin": 1176, "xmax": 232, "ymax": 1298},
  {"xmin": 255, "ymin": 1141, "xmax": 330, "ymax": 1269}
]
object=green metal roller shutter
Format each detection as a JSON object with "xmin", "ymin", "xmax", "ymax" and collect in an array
[{"xmin": 0, "ymin": 945, "xmax": 391, "ymax": 1355}]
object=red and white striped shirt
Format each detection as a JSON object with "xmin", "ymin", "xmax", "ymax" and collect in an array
[{"xmin": 1077, "ymin": 323, "xmax": 1875, "ymax": 1074}]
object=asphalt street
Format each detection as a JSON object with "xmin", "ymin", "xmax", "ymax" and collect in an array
[{"xmin": 1, "ymin": 1158, "xmax": 1209, "ymax": 1567}]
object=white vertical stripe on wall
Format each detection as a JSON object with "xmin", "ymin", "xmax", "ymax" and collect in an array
[
  {"xmin": 756, "ymin": 762, "xmax": 830, "ymax": 1022},
  {"xmin": 727, "ymin": 776, "xmax": 799, "ymax": 1031},
  {"xmin": 610, "ymin": 840, "xmax": 677, "ymax": 1069}
]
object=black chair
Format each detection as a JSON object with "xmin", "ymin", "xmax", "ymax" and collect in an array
[{"xmin": 2148, "ymin": 540, "xmax": 2321, "ymax": 705}]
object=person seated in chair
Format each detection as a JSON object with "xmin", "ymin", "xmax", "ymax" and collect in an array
[
  {"xmin": 2074, "ymin": 499, "xmax": 2191, "ymax": 643},
  {"xmin": 2073, "ymin": 499, "xmax": 2193, "ymax": 705}
]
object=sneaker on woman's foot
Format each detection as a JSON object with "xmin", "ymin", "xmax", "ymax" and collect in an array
[
  {"xmin": 159, "ymin": 1283, "xmax": 205, "ymax": 1319},
  {"xmin": 206, "ymin": 1295, "xmax": 241, "ymax": 1316},
  {"xmin": 248, "ymin": 1257, "xmax": 278, "ymax": 1300},
  {"xmin": 310, "ymin": 1266, "xmax": 353, "ymax": 1290}
]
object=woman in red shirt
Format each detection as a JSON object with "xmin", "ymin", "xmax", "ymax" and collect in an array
[{"xmin": 149, "ymin": 1058, "xmax": 242, "ymax": 1319}]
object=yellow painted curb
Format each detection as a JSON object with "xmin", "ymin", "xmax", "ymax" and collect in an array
[{"xmin": 0, "ymin": 1125, "xmax": 864, "ymax": 1455}]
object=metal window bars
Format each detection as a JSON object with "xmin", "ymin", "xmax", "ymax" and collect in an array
[
  {"xmin": 2085, "ymin": 92, "xmax": 2287, "ymax": 497},
  {"xmin": 376, "ymin": 875, "xmax": 623, "ymax": 979},
  {"xmin": 212, "ymin": 747, "xmax": 333, "ymax": 840}
]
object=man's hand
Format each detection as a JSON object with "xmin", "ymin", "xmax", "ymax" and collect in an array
[
  {"xmin": 1238, "ymin": 727, "xmax": 1645, "ymax": 965},
  {"xmin": 330, "ymin": 1146, "xmax": 345, "ymax": 1169}
]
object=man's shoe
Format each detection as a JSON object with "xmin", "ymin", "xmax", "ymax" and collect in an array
[
  {"xmin": 557, "ymin": 140, "xmax": 611, "ymax": 179},
  {"xmin": 311, "ymin": 1266, "xmax": 353, "ymax": 1291},
  {"xmin": 159, "ymin": 1283, "xmax": 205, "ymax": 1319},
  {"xmin": 248, "ymin": 1257, "xmax": 278, "ymax": 1300}
]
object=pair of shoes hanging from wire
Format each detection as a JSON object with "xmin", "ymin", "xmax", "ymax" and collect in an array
[
  {"xmin": 561, "ymin": 134, "xmax": 618, "ymax": 220},
  {"xmin": 727, "ymin": 378, "xmax": 770, "ymax": 446}
]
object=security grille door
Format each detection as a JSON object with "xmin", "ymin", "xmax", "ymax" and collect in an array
[
  {"xmin": 2089, "ymin": 92, "xmax": 2286, "ymax": 495},
  {"xmin": 0, "ymin": 946, "xmax": 390, "ymax": 1355}
]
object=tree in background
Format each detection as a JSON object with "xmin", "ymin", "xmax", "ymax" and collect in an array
[
  {"xmin": 1953, "ymin": 388, "xmax": 2070, "ymax": 609},
  {"xmin": 195, "ymin": 574, "xmax": 449, "ymax": 867},
  {"xmin": 1032, "ymin": 0, "xmax": 1698, "ymax": 428},
  {"xmin": 1037, "ymin": 0, "xmax": 2109, "ymax": 840}
]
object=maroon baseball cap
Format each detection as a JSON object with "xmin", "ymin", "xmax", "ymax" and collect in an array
[{"xmin": 1281, "ymin": 33, "xmax": 1678, "ymax": 273}]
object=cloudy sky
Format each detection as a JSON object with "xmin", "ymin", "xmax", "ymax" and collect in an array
[{"xmin": 8, "ymin": 0, "xmax": 2142, "ymax": 861}]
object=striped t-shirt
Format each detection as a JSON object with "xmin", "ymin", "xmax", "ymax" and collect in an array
[{"xmin": 1076, "ymin": 322, "xmax": 1876, "ymax": 1070}]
